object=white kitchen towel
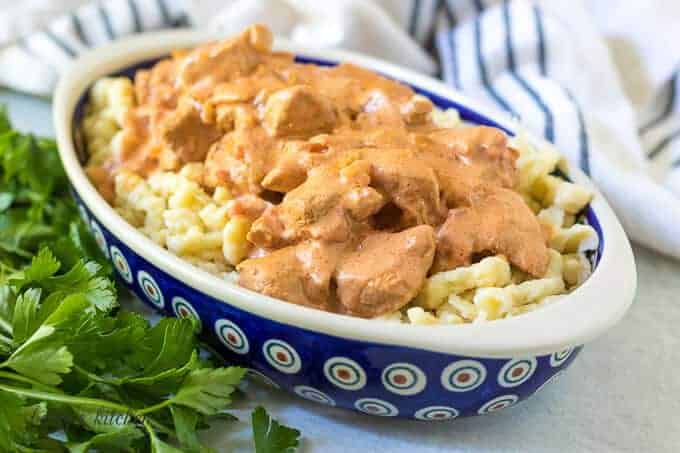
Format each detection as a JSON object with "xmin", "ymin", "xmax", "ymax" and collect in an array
[{"xmin": 0, "ymin": 0, "xmax": 678, "ymax": 260}]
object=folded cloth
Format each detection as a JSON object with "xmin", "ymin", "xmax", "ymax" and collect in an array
[{"xmin": 1, "ymin": 0, "xmax": 678, "ymax": 260}]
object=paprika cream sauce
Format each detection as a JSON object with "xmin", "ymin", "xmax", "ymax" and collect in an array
[{"xmin": 86, "ymin": 24, "xmax": 550, "ymax": 318}]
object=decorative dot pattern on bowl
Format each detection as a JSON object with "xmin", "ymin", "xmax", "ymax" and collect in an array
[{"xmin": 76, "ymin": 190, "xmax": 582, "ymax": 419}]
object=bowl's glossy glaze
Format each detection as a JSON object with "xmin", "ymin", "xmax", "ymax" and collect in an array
[{"xmin": 56, "ymin": 32, "xmax": 635, "ymax": 420}]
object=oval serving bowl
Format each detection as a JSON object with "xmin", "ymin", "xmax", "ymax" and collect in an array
[{"xmin": 54, "ymin": 30, "xmax": 636, "ymax": 420}]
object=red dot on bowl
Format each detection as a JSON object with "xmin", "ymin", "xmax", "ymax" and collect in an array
[
  {"xmin": 433, "ymin": 413, "xmax": 446, "ymax": 418},
  {"xmin": 337, "ymin": 369, "xmax": 351, "ymax": 380},
  {"xmin": 457, "ymin": 372, "xmax": 471, "ymax": 383},
  {"xmin": 512, "ymin": 367, "xmax": 524, "ymax": 377},
  {"xmin": 393, "ymin": 374, "xmax": 407, "ymax": 385},
  {"xmin": 227, "ymin": 333, "xmax": 237, "ymax": 343},
  {"xmin": 276, "ymin": 351, "xmax": 287, "ymax": 362}
]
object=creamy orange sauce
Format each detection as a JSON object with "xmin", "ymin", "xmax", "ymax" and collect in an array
[{"xmin": 86, "ymin": 24, "xmax": 550, "ymax": 318}]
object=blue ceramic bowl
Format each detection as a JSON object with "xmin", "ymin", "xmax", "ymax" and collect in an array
[{"xmin": 54, "ymin": 31, "xmax": 636, "ymax": 420}]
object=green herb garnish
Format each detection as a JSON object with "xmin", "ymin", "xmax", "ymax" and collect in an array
[{"xmin": 0, "ymin": 108, "xmax": 300, "ymax": 451}]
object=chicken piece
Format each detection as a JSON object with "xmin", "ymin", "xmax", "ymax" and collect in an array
[
  {"xmin": 203, "ymin": 127, "xmax": 277, "ymax": 194},
  {"xmin": 429, "ymin": 125, "xmax": 507, "ymax": 153},
  {"xmin": 400, "ymin": 94, "xmax": 434, "ymax": 125},
  {"xmin": 225, "ymin": 195, "xmax": 270, "ymax": 221},
  {"xmin": 176, "ymin": 24, "xmax": 273, "ymax": 97},
  {"xmin": 117, "ymin": 107, "xmax": 163, "ymax": 176},
  {"xmin": 237, "ymin": 241, "xmax": 342, "ymax": 311},
  {"xmin": 248, "ymin": 159, "xmax": 383, "ymax": 248},
  {"xmin": 356, "ymin": 91, "xmax": 405, "ymax": 128},
  {"xmin": 160, "ymin": 101, "xmax": 222, "ymax": 165},
  {"xmin": 434, "ymin": 187, "xmax": 549, "ymax": 276},
  {"xmin": 427, "ymin": 126, "xmax": 517, "ymax": 192},
  {"xmin": 260, "ymin": 141, "xmax": 329, "ymax": 192},
  {"xmin": 365, "ymin": 148, "xmax": 443, "ymax": 226},
  {"xmin": 414, "ymin": 128, "xmax": 517, "ymax": 209},
  {"xmin": 134, "ymin": 59, "xmax": 179, "ymax": 109},
  {"xmin": 335, "ymin": 225, "xmax": 436, "ymax": 318},
  {"xmin": 263, "ymin": 86, "xmax": 337, "ymax": 137},
  {"xmin": 328, "ymin": 63, "xmax": 414, "ymax": 107},
  {"xmin": 342, "ymin": 186, "xmax": 386, "ymax": 220},
  {"xmin": 210, "ymin": 68, "xmax": 287, "ymax": 105}
]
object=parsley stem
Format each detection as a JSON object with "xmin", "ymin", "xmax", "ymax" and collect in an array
[
  {"xmin": 0, "ymin": 370, "xmax": 58, "ymax": 393},
  {"xmin": 146, "ymin": 417, "xmax": 176, "ymax": 438},
  {"xmin": 136, "ymin": 399, "xmax": 172, "ymax": 416},
  {"xmin": 143, "ymin": 419, "xmax": 160, "ymax": 444},
  {"xmin": 0, "ymin": 382, "xmax": 130, "ymax": 414},
  {"xmin": 73, "ymin": 364, "xmax": 112, "ymax": 385},
  {"xmin": 0, "ymin": 380, "xmax": 177, "ymax": 439},
  {"xmin": 0, "ymin": 332, "xmax": 12, "ymax": 347},
  {"xmin": 0, "ymin": 317, "xmax": 12, "ymax": 336}
]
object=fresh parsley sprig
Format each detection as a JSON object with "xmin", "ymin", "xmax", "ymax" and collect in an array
[{"xmin": 0, "ymin": 108, "xmax": 301, "ymax": 452}]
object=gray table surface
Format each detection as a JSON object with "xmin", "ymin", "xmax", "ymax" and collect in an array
[{"xmin": 5, "ymin": 89, "xmax": 678, "ymax": 453}]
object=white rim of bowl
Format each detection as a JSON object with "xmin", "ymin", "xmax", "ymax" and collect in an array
[{"xmin": 53, "ymin": 30, "xmax": 637, "ymax": 358}]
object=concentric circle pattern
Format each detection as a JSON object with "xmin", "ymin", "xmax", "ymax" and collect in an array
[
  {"xmin": 549, "ymin": 348, "xmax": 574, "ymax": 367},
  {"xmin": 477, "ymin": 394, "xmax": 519, "ymax": 414},
  {"xmin": 381, "ymin": 363, "xmax": 427, "ymax": 395},
  {"xmin": 498, "ymin": 358, "xmax": 537, "ymax": 388},
  {"xmin": 263, "ymin": 339, "xmax": 302, "ymax": 374},
  {"xmin": 294, "ymin": 386, "xmax": 335, "ymax": 406},
  {"xmin": 354, "ymin": 398, "xmax": 399, "ymax": 417},
  {"xmin": 109, "ymin": 245, "xmax": 133, "ymax": 283},
  {"xmin": 441, "ymin": 360, "xmax": 487, "ymax": 392},
  {"xmin": 90, "ymin": 220, "xmax": 109, "ymax": 258},
  {"xmin": 171, "ymin": 296, "xmax": 201, "ymax": 328},
  {"xmin": 414, "ymin": 406, "xmax": 460, "ymax": 421},
  {"xmin": 323, "ymin": 357, "xmax": 367, "ymax": 391},
  {"xmin": 136, "ymin": 270, "xmax": 164, "ymax": 308},
  {"xmin": 214, "ymin": 319, "xmax": 250, "ymax": 354}
]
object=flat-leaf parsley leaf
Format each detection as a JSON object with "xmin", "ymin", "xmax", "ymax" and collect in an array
[{"xmin": 0, "ymin": 107, "xmax": 301, "ymax": 451}]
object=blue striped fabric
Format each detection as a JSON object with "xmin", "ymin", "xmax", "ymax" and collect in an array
[
  {"xmin": 430, "ymin": 0, "xmax": 590, "ymax": 173},
  {"xmin": 649, "ymin": 128, "xmax": 680, "ymax": 159},
  {"xmin": 640, "ymin": 70, "xmax": 680, "ymax": 164},
  {"xmin": 409, "ymin": 0, "xmax": 422, "ymax": 37},
  {"xmin": 639, "ymin": 71, "xmax": 677, "ymax": 135},
  {"xmin": 17, "ymin": 0, "xmax": 186, "ymax": 69},
  {"xmin": 98, "ymin": 3, "xmax": 117, "ymax": 40},
  {"xmin": 127, "ymin": 0, "xmax": 143, "ymax": 34},
  {"xmin": 432, "ymin": 0, "xmax": 591, "ymax": 174},
  {"xmin": 501, "ymin": 0, "xmax": 553, "ymax": 141},
  {"xmin": 43, "ymin": 29, "xmax": 76, "ymax": 57},
  {"xmin": 471, "ymin": 2, "xmax": 518, "ymax": 117}
]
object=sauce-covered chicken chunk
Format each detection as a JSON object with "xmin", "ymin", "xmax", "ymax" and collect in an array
[
  {"xmin": 85, "ymin": 24, "xmax": 556, "ymax": 319},
  {"xmin": 263, "ymin": 86, "xmax": 337, "ymax": 137},
  {"xmin": 238, "ymin": 241, "xmax": 341, "ymax": 311},
  {"xmin": 248, "ymin": 159, "xmax": 384, "ymax": 248},
  {"xmin": 336, "ymin": 225, "xmax": 436, "ymax": 317},
  {"xmin": 160, "ymin": 101, "xmax": 222, "ymax": 166},
  {"xmin": 434, "ymin": 188, "xmax": 549, "ymax": 276}
]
